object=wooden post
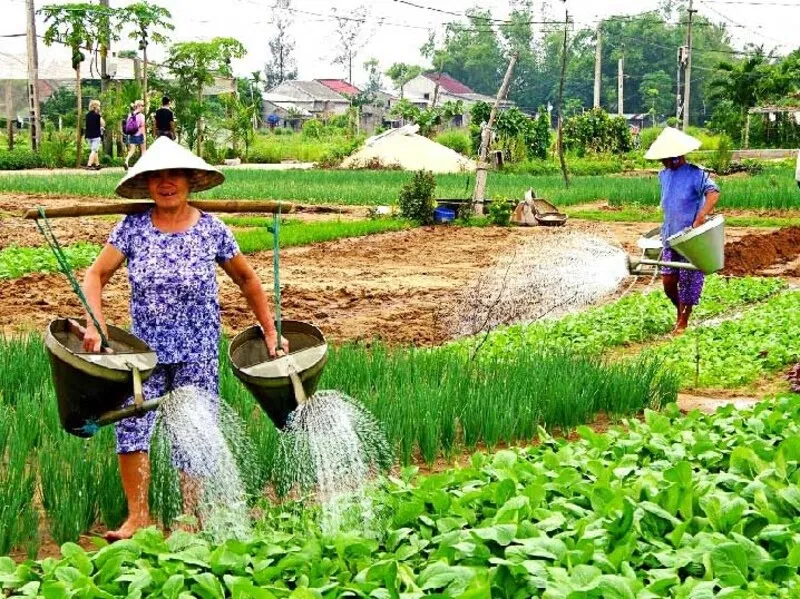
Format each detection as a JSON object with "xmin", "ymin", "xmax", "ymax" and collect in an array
[
  {"xmin": 617, "ymin": 54, "xmax": 624, "ymax": 116},
  {"xmin": 593, "ymin": 21, "xmax": 602, "ymax": 109},
  {"xmin": 744, "ymin": 112, "xmax": 751, "ymax": 149},
  {"xmin": 26, "ymin": 0, "xmax": 41, "ymax": 151},
  {"xmin": 75, "ymin": 64, "xmax": 83, "ymax": 168},
  {"xmin": 557, "ymin": 9, "xmax": 570, "ymax": 188},
  {"xmin": 5, "ymin": 84, "xmax": 14, "ymax": 151},
  {"xmin": 100, "ymin": 0, "xmax": 113, "ymax": 158},
  {"xmin": 471, "ymin": 52, "xmax": 518, "ymax": 214},
  {"xmin": 683, "ymin": 0, "xmax": 695, "ymax": 130}
]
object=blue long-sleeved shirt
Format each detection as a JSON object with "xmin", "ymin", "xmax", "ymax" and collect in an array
[{"xmin": 660, "ymin": 163, "xmax": 719, "ymax": 245}]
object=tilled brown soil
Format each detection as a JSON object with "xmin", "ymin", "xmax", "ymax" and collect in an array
[{"xmin": 723, "ymin": 226, "xmax": 800, "ymax": 276}]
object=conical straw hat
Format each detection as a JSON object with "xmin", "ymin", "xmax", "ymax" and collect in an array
[
  {"xmin": 644, "ymin": 126, "xmax": 702, "ymax": 160},
  {"xmin": 115, "ymin": 137, "xmax": 225, "ymax": 199}
]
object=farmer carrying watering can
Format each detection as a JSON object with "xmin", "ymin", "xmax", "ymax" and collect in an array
[
  {"xmin": 81, "ymin": 137, "xmax": 289, "ymax": 541},
  {"xmin": 644, "ymin": 127, "xmax": 721, "ymax": 334}
]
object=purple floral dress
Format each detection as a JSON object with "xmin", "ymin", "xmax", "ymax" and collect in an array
[{"xmin": 108, "ymin": 210, "xmax": 240, "ymax": 459}]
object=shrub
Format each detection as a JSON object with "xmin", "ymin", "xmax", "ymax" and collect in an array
[
  {"xmin": 302, "ymin": 119, "xmax": 324, "ymax": 139},
  {"xmin": 528, "ymin": 109, "xmax": 551, "ymax": 160},
  {"xmin": 398, "ymin": 170, "xmax": 436, "ymax": 225},
  {"xmin": 708, "ymin": 134, "xmax": 733, "ymax": 174},
  {"xmin": 435, "ymin": 130, "xmax": 471, "ymax": 156},
  {"xmin": 487, "ymin": 197, "xmax": 516, "ymax": 227},
  {"xmin": 0, "ymin": 148, "xmax": 43, "ymax": 170},
  {"xmin": 202, "ymin": 140, "xmax": 224, "ymax": 165},
  {"xmin": 564, "ymin": 108, "xmax": 633, "ymax": 156}
]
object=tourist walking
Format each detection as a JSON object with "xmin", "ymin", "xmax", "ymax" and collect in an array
[
  {"xmin": 153, "ymin": 96, "xmax": 176, "ymax": 140},
  {"xmin": 123, "ymin": 100, "xmax": 146, "ymax": 171},
  {"xmin": 84, "ymin": 100, "xmax": 105, "ymax": 170},
  {"xmin": 81, "ymin": 137, "xmax": 288, "ymax": 541},
  {"xmin": 645, "ymin": 127, "xmax": 721, "ymax": 333}
]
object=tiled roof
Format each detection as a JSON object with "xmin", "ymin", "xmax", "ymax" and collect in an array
[
  {"xmin": 316, "ymin": 79, "xmax": 361, "ymax": 96},
  {"xmin": 423, "ymin": 72, "xmax": 474, "ymax": 95},
  {"xmin": 276, "ymin": 80, "xmax": 349, "ymax": 102}
]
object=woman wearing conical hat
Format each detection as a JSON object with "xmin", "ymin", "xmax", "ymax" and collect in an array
[
  {"xmin": 81, "ymin": 137, "xmax": 289, "ymax": 540},
  {"xmin": 645, "ymin": 127, "xmax": 721, "ymax": 333}
]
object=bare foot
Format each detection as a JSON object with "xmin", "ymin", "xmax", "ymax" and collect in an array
[{"xmin": 105, "ymin": 516, "xmax": 151, "ymax": 542}]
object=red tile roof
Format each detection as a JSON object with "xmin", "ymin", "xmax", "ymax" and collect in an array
[
  {"xmin": 423, "ymin": 72, "xmax": 474, "ymax": 95},
  {"xmin": 315, "ymin": 79, "xmax": 361, "ymax": 96}
]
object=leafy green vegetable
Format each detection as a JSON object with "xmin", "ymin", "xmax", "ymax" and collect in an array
[
  {"xmin": 0, "ymin": 244, "xmax": 100, "ymax": 279},
  {"xmin": 7, "ymin": 398, "xmax": 800, "ymax": 596}
]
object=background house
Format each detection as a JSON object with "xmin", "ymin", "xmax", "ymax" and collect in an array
[
  {"xmin": 263, "ymin": 79, "xmax": 396, "ymax": 134},
  {"xmin": 403, "ymin": 72, "xmax": 514, "ymax": 126},
  {"xmin": 263, "ymin": 80, "xmax": 350, "ymax": 121}
]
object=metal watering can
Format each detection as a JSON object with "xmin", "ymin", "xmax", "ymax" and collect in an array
[
  {"xmin": 229, "ymin": 321, "xmax": 328, "ymax": 430},
  {"xmin": 628, "ymin": 215, "xmax": 725, "ymax": 275},
  {"xmin": 45, "ymin": 319, "xmax": 159, "ymax": 438}
]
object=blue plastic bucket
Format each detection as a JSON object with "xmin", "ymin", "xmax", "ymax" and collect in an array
[{"xmin": 434, "ymin": 206, "xmax": 456, "ymax": 223}]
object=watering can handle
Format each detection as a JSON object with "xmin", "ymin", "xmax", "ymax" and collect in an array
[{"xmin": 132, "ymin": 367, "xmax": 144, "ymax": 408}]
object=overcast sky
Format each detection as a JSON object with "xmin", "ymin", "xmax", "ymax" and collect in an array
[{"xmin": 1, "ymin": 0, "xmax": 798, "ymax": 90}]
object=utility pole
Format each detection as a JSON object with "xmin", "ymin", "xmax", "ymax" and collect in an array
[
  {"xmin": 471, "ymin": 51, "xmax": 518, "ymax": 213},
  {"xmin": 99, "ymin": 0, "xmax": 112, "ymax": 157},
  {"xmin": 617, "ymin": 44, "xmax": 624, "ymax": 116},
  {"xmin": 683, "ymin": 0, "xmax": 695, "ymax": 130},
  {"xmin": 557, "ymin": 6, "xmax": 570, "ymax": 188},
  {"xmin": 5, "ymin": 85, "xmax": 14, "ymax": 151},
  {"xmin": 593, "ymin": 21, "xmax": 602, "ymax": 109},
  {"xmin": 25, "ymin": 0, "xmax": 41, "ymax": 151},
  {"xmin": 676, "ymin": 46, "xmax": 684, "ymax": 124}
]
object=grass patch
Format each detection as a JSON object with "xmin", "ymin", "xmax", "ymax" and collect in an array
[
  {"xmin": 0, "ymin": 243, "xmax": 101, "ymax": 279},
  {"xmin": 1, "ymin": 166, "xmax": 797, "ymax": 209},
  {"xmin": 232, "ymin": 218, "xmax": 413, "ymax": 253}
]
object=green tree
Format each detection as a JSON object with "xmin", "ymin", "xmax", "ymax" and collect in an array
[
  {"xmin": 424, "ymin": 9, "xmax": 504, "ymax": 96},
  {"xmin": 265, "ymin": 0, "xmax": 298, "ymax": 89},
  {"xmin": 385, "ymin": 63, "xmax": 422, "ymax": 99},
  {"xmin": 119, "ymin": 2, "xmax": 173, "ymax": 114},
  {"xmin": 39, "ymin": 2, "xmax": 117, "ymax": 166},
  {"xmin": 639, "ymin": 70, "xmax": 673, "ymax": 123},
  {"xmin": 165, "ymin": 37, "xmax": 247, "ymax": 154},
  {"xmin": 331, "ymin": 5, "xmax": 371, "ymax": 84},
  {"xmin": 363, "ymin": 58, "xmax": 382, "ymax": 99}
]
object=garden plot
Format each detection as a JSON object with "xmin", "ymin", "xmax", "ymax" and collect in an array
[{"xmin": 0, "ymin": 217, "xmax": 659, "ymax": 345}]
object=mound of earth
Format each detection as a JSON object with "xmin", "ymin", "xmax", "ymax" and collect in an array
[{"xmin": 723, "ymin": 227, "xmax": 800, "ymax": 276}]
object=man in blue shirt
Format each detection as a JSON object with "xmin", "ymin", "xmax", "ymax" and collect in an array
[{"xmin": 645, "ymin": 127, "xmax": 720, "ymax": 333}]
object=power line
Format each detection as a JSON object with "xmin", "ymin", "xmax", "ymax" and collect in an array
[
  {"xmin": 702, "ymin": 0, "xmax": 800, "ymax": 5},
  {"xmin": 697, "ymin": 0, "xmax": 789, "ymax": 45}
]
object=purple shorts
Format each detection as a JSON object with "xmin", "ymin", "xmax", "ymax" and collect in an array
[
  {"xmin": 661, "ymin": 247, "xmax": 705, "ymax": 306},
  {"xmin": 115, "ymin": 359, "xmax": 219, "ymax": 466}
]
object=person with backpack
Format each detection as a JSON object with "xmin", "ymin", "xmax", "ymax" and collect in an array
[
  {"xmin": 85, "ymin": 99, "xmax": 105, "ymax": 170},
  {"xmin": 123, "ymin": 100, "xmax": 146, "ymax": 171},
  {"xmin": 153, "ymin": 96, "xmax": 176, "ymax": 140}
]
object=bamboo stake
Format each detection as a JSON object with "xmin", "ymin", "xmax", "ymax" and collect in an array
[{"xmin": 24, "ymin": 200, "xmax": 298, "ymax": 220}]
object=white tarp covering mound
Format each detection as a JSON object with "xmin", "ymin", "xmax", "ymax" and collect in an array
[{"xmin": 341, "ymin": 125, "xmax": 476, "ymax": 173}]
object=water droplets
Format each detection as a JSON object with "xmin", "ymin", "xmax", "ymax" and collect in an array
[{"xmin": 453, "ymin": 231, "xmax": 630, "ymax": 337}]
